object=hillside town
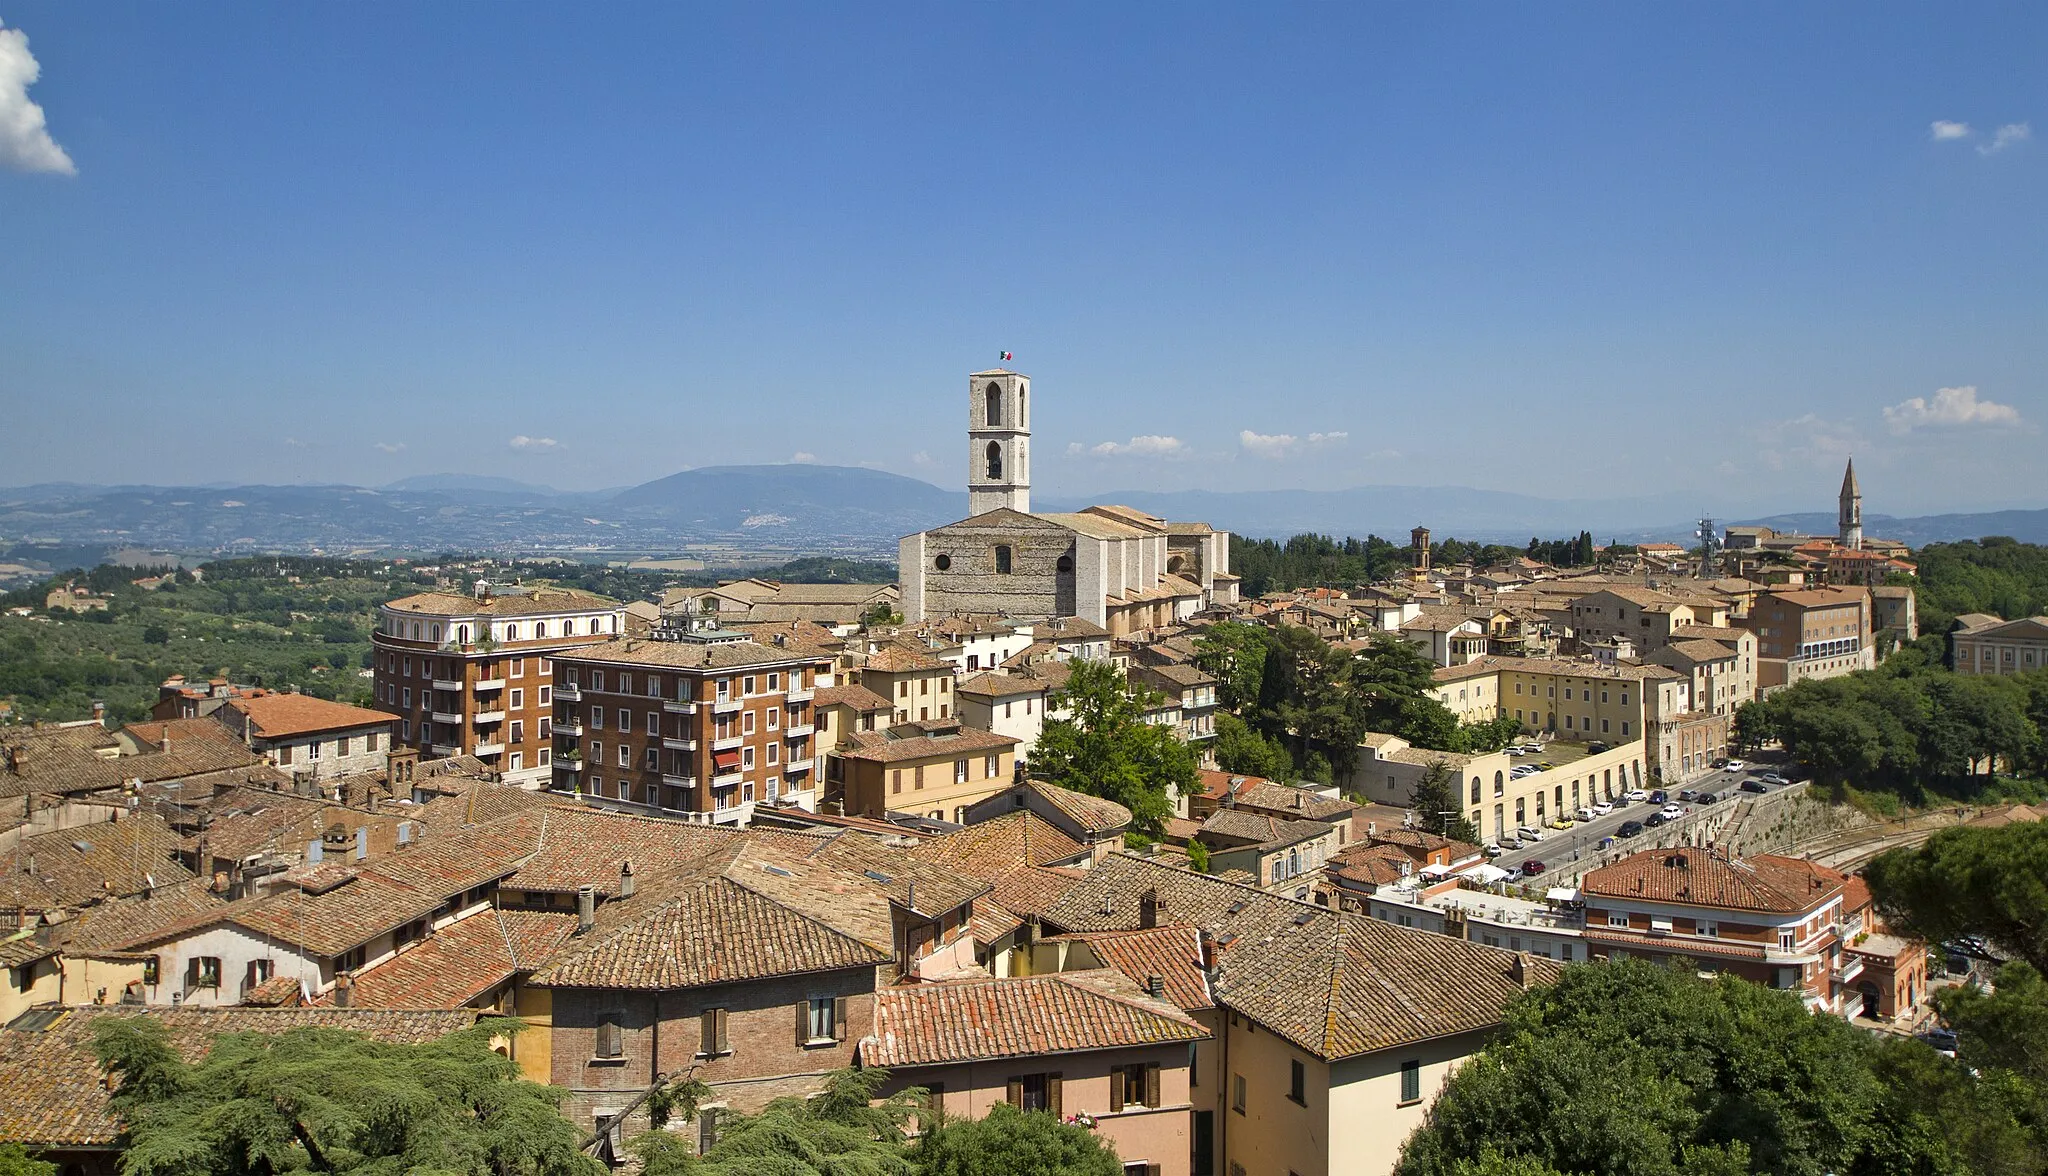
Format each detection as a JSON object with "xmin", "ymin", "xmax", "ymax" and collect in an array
[{"xmin": 5, "ymin": 368, "xmax": 2038, "ymax": 1176}]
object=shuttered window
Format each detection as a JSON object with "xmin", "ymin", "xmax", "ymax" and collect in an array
[
  {"xmin": 595, "ymin": 1015, "xmax": 623, "ymax": 1059},
  {"xmin": 699, "ymin": 1007, "xmax": 729, "ymax": 1056}
]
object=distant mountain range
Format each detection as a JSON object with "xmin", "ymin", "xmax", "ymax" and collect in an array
[{"xmin": 1, "ymin": 466, "xmax": 2041, "ymax": 568}]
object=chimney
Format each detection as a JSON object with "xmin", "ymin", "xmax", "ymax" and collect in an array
[
  {"xmin": 333, "ymin": 972, "xmax": 353, "ymax": 1008},
  {"xmin": 1139, "ymin": 888, "xmax": 1159, "ymax": 930},
  {"xmin": 210, "ymin": 871, "xmax": 228, "ymax": 893},
  {"xmin": 1198, "ymin": 928, "xmax": 1217, "ymax": 971},
  {"xmin": 1511, "ymin": 951, "xmax": 1534, "ymax": 990},
  {"xmin": 92, "ymin": 700, "xmax": 106, "ymax": 724},
  {"xmin": 577, "ymin": 884, "xmax": 596, "ymax": 934},
  {"xmin": 618, "ymin": 860, "xmax": 635, "ymax": 899},
  {"xmin": 1144, "ymin": 973, "xmax": 1165, "ymax": 998}
]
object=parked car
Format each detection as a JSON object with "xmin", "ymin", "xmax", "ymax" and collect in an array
[
  {"xmin": 1575, "ymin": 807, "xmax": 1598, "ymax": 823},
  {"xmin": 1587, "ymin": 741, "xmax": 1609, "ymax": 754},
  {"xmin": 1551, "ymin": 817, "xmax": 1577, "ymax": 830},
  {"xmin": 1678, "ymin": 789, "xmax": 1701, "ymax": 803},
  {"xmin": 1511, "ymin": 766, "xmax": 1540, "ymax": 779},
  {"xmin": 1617, "ymin": 820, "xmax": 1646, "ymax": 838},
  {"xmin": 1521, "ymin": 859, "xmax": 1548, "ymax": 876},
  {"xmin": 1518, "ymin": 825, "xmax": 1545, "ymax": 842},
  {"xmin": 1649, "ymin": 790, "xmax": 1668, "ymax": 804},
  {"xmin": 1499, "ymin": 836, "xmax": 1523, "ymax": 850},
  {"xmin": 1710, "ymin": 757, "xmax": 1728, "ymax": 769},
  {"xmin": 1659, "ymin": 803, "xmax": 1684, "ymax": 820},
  {"xmin": 1696, "ymin": 791, "xmax": 1720, "ymax": 805},
  {"xmin": 1644, "ymin": 813, "xmax": 1669, "ymax": 829},
  {"xmin": 1723, "ymin": 759, "xmax": 1747, "ymax": 772},
  {"xmin": 1592, "ymin": 801, "xmax": 1614, "ymax": 816},
  {"xmin": 1624, "ymin": 789, "xmax": 1650, "ymax": 802},
  {"xmin": 1918, "ymin": 1028, "xmax": 1959, "ymax": 1058},
  {"xmin": 1484, "ymin": 843, "xmax": 1506, "ymax": 858},
  {"xmin": 1740, "ymin": 780, "xmax": 1769, "ymax": 794},
  {"xmin": 1757, "ymin": 772, "xmax": 1789, "ymax": 786}
]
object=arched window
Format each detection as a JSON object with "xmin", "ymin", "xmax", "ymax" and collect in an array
[
  {"xmin": 454, "ymin": 625, "xmax": 467, "ymax": 644},
  {"xmin": 985, "ymin": 383, "xmax": 1002, "ymax": 426},
  {"xmin": 431, "ymin": 624, "xmax": 442, "ymax": 643},
  {"xmin": 1167, "ymin": 555, "xmax": 1187, "ymax": 574},
  {"xmin": 1494, "ymin": 770, "xmax": 1504, "ymax": 797},
  {"xmin": 995, "ymin": 545, "xmax": 1012, "ymax": 574},
  {"xmin": 1056, "ymin": 555, "xmax": 1074, "ymax": 573},
  {"xmin": 535, "ymin": 622, "xmax": 548, "ymax": 638},
  {"xmin": 505, "ymin": 623, "xmax": 520, "ymax": 641},
  {"xmin": 985, "ymin": 440, "xmax": 1003, "ymax": 480},
  {"xmin": 1469, "ymin": 777, "xmax": 1481, "ymax": 803}
]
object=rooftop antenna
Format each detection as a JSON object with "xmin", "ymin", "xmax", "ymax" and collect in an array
[{"xmin": 1696, "ymin": 517, "xmax": 1723, "ymax": 576}]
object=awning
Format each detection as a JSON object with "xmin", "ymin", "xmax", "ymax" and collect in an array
[
  {"xmin": 1462, "ymin": 864, "xmax": 1512, "ymax": 884},
  {"xmin": 1545, "ymin": 887, "xmax": 1580, "ymax": 903},
  {"xmin": 712, "ymin": 750, "xmax": 741, "ymax": 772}
]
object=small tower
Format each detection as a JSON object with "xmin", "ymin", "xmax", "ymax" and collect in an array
[
  {"xmin": 968, "ymin": 368, "xmax": 1031, "ymax": 516},
  {"xmin": 1410, "ymin": 525, "xmax": 1432, "ymax": 581},
  {"xmin": 1837, "ymin": 458, "xmax": 1863, "ymax": 551}
]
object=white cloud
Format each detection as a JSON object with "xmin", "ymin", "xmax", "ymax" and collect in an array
[
  {"xmin": 910, "ymin": 450, "xmax": 937, "ymax": 468},
  {"xmin": 1237, "ymin": 429, "xmax": 1349, "ymax": 460},
  {"xmin": 1930, "ymin": 120, "xmax": 1973, "ymax": 141},
  {"xmin": 373, "ymin": 441, "xmax": 406, "ymax": 454},
  {"xmin": 508, "ymin": 435, "xmax": 561, "ymax": 451},
  {"xmin": 282, "ymin": 437, "xmax": 310, "ymax": 449},
  {"xmin": 0, "ymin": 20, "xmax": 73, "ymax": 175},
  {"xmin": 1070, "ymin": 435, "xmax": 1185, "ymax": 457},
  {"xmin": 1882, "ymin": 385, "xmax": 2023, "ymax": 433},
  {"xmin": 789, "ymin": 451, "xmax": 817, "ymax": 464},
  {"xmin": 1981, "ymin": 122, "xmax": 2031, "ymax": 155},
  {"xmin": 1749, "ymin": 413, "xmax": 1868, "ymax": 472}
]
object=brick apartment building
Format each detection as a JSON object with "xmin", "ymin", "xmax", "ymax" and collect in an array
[
  {"xmin": 372, "ymin": 584, "xmax": 625, "ymax": 786},
  {"xmin": 549, "ymin": 624, "xmax": 832, "ymax": 824},
  {"xmin": 1738, "ymin": 585, "xmax": 1874, "ymax": 691}
]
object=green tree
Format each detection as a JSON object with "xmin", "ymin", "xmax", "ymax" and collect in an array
[
  {"xmin": 1406, "ymin": 760, "xmax": 1480, "ymax": 846},
  {"xmin": 141, "ymin": 625, "xmax": 170, "ymax": 646},
  {"xmin": 1213, "ymin": 713, "xmax": 1292, "ymax": 781},
  {"xmin": 1032, "ymin": 659, "xmax": 1199, "ymax": 836},
  {"xmin": 1184, "ymin": 838, "xmax": 1211, "ymax": 873},
  {"xmin": 1192, "ymin": 621, "xmax": 1270, "ymax": 713},
  {"xmin": 914, "ymin": 1103, "xmax": 1122, "ymax": 1176},
  {"xmin": 1866, "ymin": 822, "xmax": 2048, "ymax": 974},
  {"xmin": 0, "ymin": 1144, "xmax": 55, "ymax": 1176},
  {"xmin": 1398, "ymin": 958, "xmax": 2035, "ymax": 1176},
  {"xmin": 94, "ymin": 1016, "xmax": 602, "ymax": 1176},
  {"xmin": 634, "ymin": 1067, "xmax": 920, "ymax": 1176}
]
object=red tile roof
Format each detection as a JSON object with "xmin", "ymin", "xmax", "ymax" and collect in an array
[
  {"xmin": 1581, "ymin": 847, "xmax": 1848, "ymax": 914},
  {"xmin": 860, "ymin": 970, "xmax": 1207, "ymax": 1067},
  {"xmin": 227, "ymin": 693, "xmax": 393, "ymax": 739},
  {"xmin": 1043, "ymin": 924, "xmax": 1213, "ymax": 1012},
  {"xmin": 317, "ymin": 910, "xmax": 577, "ymax": 1009}
]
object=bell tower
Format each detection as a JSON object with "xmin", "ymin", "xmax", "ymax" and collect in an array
[
  {"xmin": 968, "ymin": 368, "xmax": 1030, "ymax": 515},
  {"xmin": 1838, "ymin": 458, "xmax": 1863, "ymax": 551}
]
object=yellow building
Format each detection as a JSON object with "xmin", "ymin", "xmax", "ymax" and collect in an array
[
  {"xmin": 0, "ymin": 938, "xmax": 62, "ymax": 1024},
  {"xmin": 831, "ymin": 718, "xmax": 1018, "ymax": 822}
]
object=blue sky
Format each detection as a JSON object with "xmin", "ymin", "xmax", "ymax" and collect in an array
[{"xmin": 1, "ymin": 3, "xmax": 2042, "ymax": 517}]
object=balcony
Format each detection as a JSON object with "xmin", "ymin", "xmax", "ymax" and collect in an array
[
  {"xmin": 555, "ymin": 719, "xmax": 584, "ymax": 737},
  {"xmin": 473, "ymin": 741, "xmax": 506, "ymax": 757},
  {"xmin": 785, "ymin": 686, "xmax": 814, "ymax": 703},
  {"xmin": 713, "ymin": 698, "xmax": 742, "ymax": 715},
  {"xmin": 712, "ymin": 734, "xmax": 744, "ymax": 752},
  {"xmin": 662, "ymin": 773, "xmax": 698, "ymax": 789},
  {"xmin": 432, "ymin": 679, "xmax": 463, "ymax": 693},
  {"xmin": 784, "ymin": 759, "xmax": 814, "ymax": 776},
  {"xmin": 430, "ymin": 711, "xmax": 462, "ymax": 726},
  {"xmin": 473, "ymin": 677, "xmax": 506, "ymax": 693},
  {"xmin": 712, "ymin": 769, "xmax": 744, "ymax": 788},
  {"xmin": 784, "ymin": 722, "xmax": 815, "ymax": 739},
  {"xmin": 1833, "ymin": 956, "xmax": 1866, "ymax": 986},
  {"xmin": 557, "ymin": 757, "xmax": 583, "ymax": 772},
  {"xmin": 429, "ymin": 743, "xmax": 461, "ymax": 757},
  {"xmin": 474, "ymin": 709, "xmax": 506, "ymax": 725},
  {"xmin": 662, "ymin": 736, "xmax": 698, "ymax": 751},
  {"xmin": 555, "ymin": 683, "xmax": 582, "ymax": 702},
  {"xmin": 664, "ymin": 699, "xmax": 699, "ymax": 715}
]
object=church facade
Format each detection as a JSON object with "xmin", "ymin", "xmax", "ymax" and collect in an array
[{"xmin": 899, "ymin": 368, "xmax": 1239, "ymax": 633}]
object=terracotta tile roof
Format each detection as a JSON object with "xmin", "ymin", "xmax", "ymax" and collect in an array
[
  {"xmin": 909, "ymin": 811, "xmax": 1088, "ymax": 874},
  {"xmin": 1761, "ymin": 586, "xmax": 1869, "ymax": 609},
  {"xmin": 835, "ymin": 724, "xmax": 1017, "ymax": 764},
  {"xmin": 1325, "ymin": 843, "xmax": 1417, "ymax": 888},
  {"xmin": 409, "ymin": 779, "xmax": 571, "ymax": 831},
  {"xmin": 118, "ymin": 717, "xmax": 248, "ymax": 752},
  {"xmin": 0, "ymin": 935, "xmax": 58, "ymax": 969},
  {"xmin": 1197, "ymin": 809, "xmax": 1333, "ymax": 852},
  {"xmin": 1195, "ymin": 772, "xmax": 1353, "ymax": 821},
  {"xmin": 1042, "ymin": 924, "xmax": 1213, "ymax": 1012},
  {"xmin": 1581, "ymin": 847, "xmax": 1848, "ymax": 914},
  {"xmin": 0, "ymin": 743, "xmax": 128, "ymax": 799},
  {"xmin": 1021, "ymin": 780, "xmax": 1131, "ymax": 835},
  {"xmin": 383, "ymin": 588, "xmax": 620, "ymax": 617},
  {"xmin": 1659, "ymin": 638, "xmax": 1737, "ymax": 664},
  {"xmin": 0, "ymin": 814, "xmax": 194, "ymax": 913},
  {"xmin": 860, "ymin": 969, "xmax": 1207, "ymax": 1067},
  {"xmin": 526, "ymin": 873, "xmax": 889, "ymax": 990},
  {"xmin": 955, "ymin": 673, "xmax": 1050, "ymax": 699},
  {"xmin": 0, "ymin": 1006, "xmax": 475, "ymax": 1147},
  {"xmin": 58, "ymin": 878, "xmax": 231, "ymax": 955},
  {"xmin": 316, "ymin": 910, "xmax": 577, "ymax": 1009},
  {"xmin": 1042, "ymin": 854, "xmax": 1556, "ymax": 1060},
  {"xmin": 862, "ymin": 644, "xmax": 954, "ymax": 673},
  {"xmin": 1133, "ymin": 663, "xmax": 1216, "ymax": 689},
  {"xmin": 563, "ymin": 637, "xmax": 830, "ymax": 672},
  {"xmin": 973, "ymin": 864, "xmax": 1087, "ymax": 920},
  {"xmin": 814, "ymin": 684, "xmax": 893, "ymax": 712},
  {"xmin": 226, "ymin": 694, "xmax": 393, "ymax": 740},
  {"xmin": 498, "ymin": 807, "xmax": 742, "ymax": 895}
]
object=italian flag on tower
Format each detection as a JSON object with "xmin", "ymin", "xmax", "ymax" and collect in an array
[{"xmin": 999, "ymin": 351, "xmax": 1012, "ymax": 361}]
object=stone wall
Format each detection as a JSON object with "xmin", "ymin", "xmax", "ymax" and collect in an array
[{"xmin": 917, "ymin": 518, "xmax": 1073, "ymax": 620}]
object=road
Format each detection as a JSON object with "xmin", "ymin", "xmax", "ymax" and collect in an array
[{"xmin": 1489, "ymin": 761, "xmax": 1791, "ymax": 878}]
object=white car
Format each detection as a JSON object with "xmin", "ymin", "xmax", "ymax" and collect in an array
[
  {"xmin": 1510, "ymin": 766, "xmax": 1540, "ymax": 779},
  {"xmin": 1518, "ymin": 826, "xmax": 1545, "ymax": 841},
  {"xmin": 1660, "ymin": 804, "xmax": 1684, "ymax": 820},
  {"xmin": 1592, "ymin": 801, "xmax": 1614, "ymax": 816},
  {"xmin": 1723, "ymin": 760, "xmax": 1747, "ymax": 772},
  {"xmin": 1624, "ymin": 789, "xmax": 1650, "ymax": 803},
  {"xmin": 1483, "ymin": 843, "xmax": 1506, "ymax": 858},
  {"xmin": 1575, "ymin": 807, "xmax": 1598, "ymax": 822}
]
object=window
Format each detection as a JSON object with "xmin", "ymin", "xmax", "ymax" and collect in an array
[
  {"xmin": 1288, "ymin": 1058, "xmax": 1306, "ymax": 1105},
  {"xmin": 742, "ymin": 746, "xmax": 756, "ymax": 769},
  {"xmin": 594, "ymin": 1015, "xmax": 624, "ymax": 1059},
  {"xmin": 995, "ymin": 545, "xmax": 1012, "ymax": 574},
  {"xmin": 1111, "ymin": 1063, "xmax": 1160, "ymax": 1111},
  {"xmin": 768, "ymin": 672, "xmax": 780, "ymax": 691},
  {"xmin": 1007, "ymin": 1073, "xmax": 1059, "ymax": 1114},
  {"xmin": 986, "ymin": 440, "xmax": 1003, "ymax": 480},
  {"xmin": 1608, "ymin": 913, "xmax": 1630, "ymax": 928},
  {"xmin": 1698, "ymin": 920, "xmax": 1719, "ymax": 938},
  {"xmin": 767, "ymin": 707, "xmax": 780, "ymax": 730},
  {"xmin": 743, "ymin": 711, "xmax": 756, "ymax": 735},
  {"xmin": 892, "ymin": 769, "xmax": 903, "ymax": 794},
  {"xmin": 617, "ymin": 744, "xmax": 630, "ymax": 767},
  {"xmin": 986, "ymin": 753, "xmax": 1000, "ymax": 778},
  {"xmin": 510, "ymin": 720, "xmax": 524, "ymax": 743},
  {"xmin": 646, "ymin": 747, "xmax": 659, "ymax": 771},
  {"xmin": 743, "ymin": 675, "xmax": 757, "ymax": 696},
  {"xmin": 646, "ymin": 712, "xmax": 660, "ymax": 735},
  {"xmin": 767, "ymin": 743, "xmax": 779, "ymax": 766},
  {"xmin": 698, "ymin": 1107, "xmax": 722, "ymax": 1156},
  {"xmin": 801, "ymin": 996, "xmax": 845, "ymax": 1044},
  {"xmin": 591, "ymin": 707, "xmax": 605, "ymax": 729},
  {"xmin": 510, "ymin": 688, "xmax": 523, "ymax": 709},
  {"xmin": 699, "ymin": 1007, "xmax": 730, "ymax": 1056},
  {"xmin": 589, "ymin": 740, "xmax": 602, "ymax": 765},
  {"xmin": 955, "ymin": 759, "xmax": 969, "ymax": 784},
  {"xmin": 187, "ymin": 956, "xmax": 222, "ymax": 989},
  {"xmin": 1231, "ymin": 1073, "xmax": 1247, "ymax": 1114},
  {"xmin": 1780, "ymin": 930, "xmax": 1796, "ymax": 950},
  {"xmin": 1399, "ymin": 1059, "xmax": 1422, "ymax": 1105},
  {"xmin": 402, "ymin": 687, "xmax": 412, "ymax": 708},
  {"xmin": 1469, "ymin": 778, "xmax": 1480, "ymax": 803}
]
